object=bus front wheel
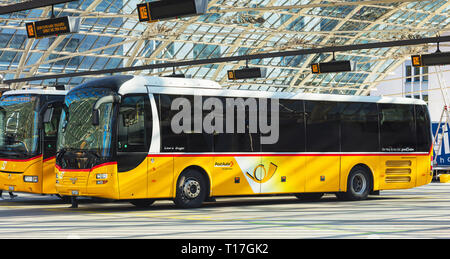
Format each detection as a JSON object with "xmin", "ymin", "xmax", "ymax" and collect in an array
[
  {"xmin": 174, "ymin": 169, "xmax": 207, "ymax": 209},
  {"xmin": 336, "ymin": 165, "xmax": 372, "ymax": 201}
]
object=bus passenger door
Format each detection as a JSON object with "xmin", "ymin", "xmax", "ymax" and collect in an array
[
  {"xmin": 147, "ymin": 94, "xmax": 173, "ymax": 198},
  {"xmin": 42, "ymin": 105, "xmax": 62, "ymax": 194},
  {"xmin": 117, "ymin": 95, "xmax": 151, "ymax": 199}
]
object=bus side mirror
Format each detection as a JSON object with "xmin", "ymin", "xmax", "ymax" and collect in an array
[
  {"xmin": 92, "ymin": 95, "xmax": 120, "ymax": 126},
  {"xmin": 43, "ymin": 108, "xmax": 54, "ymax": 124},
  {"xmin": 39, "ymin": 107, "xmax": 54, "ymax": 129},
  {"xmin": 92, "ymin": 109, "xmax": 100, "ymax": 126}
]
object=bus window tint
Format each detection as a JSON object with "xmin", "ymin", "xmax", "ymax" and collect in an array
[
  {"xmin": 415, "ymin": 105, "xmax": 432, "ymax": 152},
  {"xmin": 379, "ymin": 104, "xmax": 416, "ymax": 152},
  {"xmin": 44, "ymin": 107, "xmax": 61, "ymax": 138},
  {"xmin": 43, "ymin": 106, "xmax": 62, "ymax": 159},
  {"xmin": 262, "ymin": 99, "xmax": 305, "ymax": 152},
  {"xmin": 341, "ymin": 102, "xmax": 379, "ymax": 152},
  {"xmin": 214, "ymin": 97, "xmax": 260, "ymax": 153},
  {"xmin": 157, "ymin": 94, "xmax": 213, "ymax": 153},
  {"xmin": 117, "ymin": 95, "xmax": 151, "ymax": 152},
  {"xmin": 157, "ymin": 94, "xmax": 186, "ymax": 152},
  {"xmin": 305, "ymin": 101, "xmax": 340, "ymax": 152}
]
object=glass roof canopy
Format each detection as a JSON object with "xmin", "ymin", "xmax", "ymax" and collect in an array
[{"xmin": 0, "ymin": 0, "xmax": 449, "ymax": 95}]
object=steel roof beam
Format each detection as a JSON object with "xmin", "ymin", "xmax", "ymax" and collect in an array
[
  {"xmin": 3, "ymin": 35, "xmax": 450, "ymax": 85},
  {"xmin": 0, "ymin": 0, "xmax": 76, "ymax": 15}
]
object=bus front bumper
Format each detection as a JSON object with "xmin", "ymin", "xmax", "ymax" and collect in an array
[
  {"xmin": 55, "ymin": 162, "xmax": 118, "ymax": 199},
  {"xmin": 0, "ymin": 156, "xmax": 44, "ymax": 194}
]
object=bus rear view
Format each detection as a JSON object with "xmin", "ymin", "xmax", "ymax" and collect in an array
[{"xmin": 0, "ymin": 89, "xmax": 66, "ymax": 196}]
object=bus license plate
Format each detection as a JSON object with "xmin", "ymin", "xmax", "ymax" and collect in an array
[
  {"xmin": 72, "ymin": 190, "xmax": 79, "ymax": 196},
  {"xmin": 8, "ymin": 186, "xmax": 14, "ymax": 191}
]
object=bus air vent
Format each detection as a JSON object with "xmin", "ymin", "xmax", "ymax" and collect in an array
[{"xmin": 385, "ymin": 160, "xmax": 412, "ymax": 167}]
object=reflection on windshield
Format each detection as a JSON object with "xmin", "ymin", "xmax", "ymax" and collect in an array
[
  {"xmin": 0, "ymin": 94, "xmax": 39, "ymax": 157},
  {"xmin": 57, "ymin": 88, "xmax": 115, "ymax": 158}
]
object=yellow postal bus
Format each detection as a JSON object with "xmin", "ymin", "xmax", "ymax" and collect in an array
[
  {"xmin": 0, "ymin": 88, "xmax": 66, "ymax": 196},
  {"xmin": 55, "ymin": 76, "xmax": 432, "ymax": 208}
]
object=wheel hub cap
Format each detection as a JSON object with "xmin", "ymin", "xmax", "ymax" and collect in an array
[
  {"xmin": 183, "ymin": 179, "xmax": 200, "ymax": 199},
  {"xmin": 352, "ymin": 173, "xmax": 367, "ymax": 195}
]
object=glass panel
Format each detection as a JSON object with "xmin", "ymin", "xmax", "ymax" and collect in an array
[
  {"xmin": 305, "ymin": 101, "xmax": 340, "ymax": 152},
  {"xmin": 0, "ymin": 94, "xmax": 40, "ymax": 157},
  {"xmin": 57, "ymin": 88, "xmax": 115, "ymax": 157},
  {"xmin": 118, "ymin": 95, "xmax": 149, "ymax": 152},
  {"xmin": 379, "ymin": 104, "xmax": 416, "ymax": 152},
  {"xmin": 341, "ymin": 102, "xmax": 379, "ymax": 152}
]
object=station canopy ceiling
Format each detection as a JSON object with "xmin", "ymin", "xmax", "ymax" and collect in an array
[{"xmin": 0, "ymin": 0, "xmax": 449, "ymax": 95}]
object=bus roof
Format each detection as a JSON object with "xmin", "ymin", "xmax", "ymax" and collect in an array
[
  {"xmin": 71, "ymin": 75, "xmax": 426, "ymax": 106},
  {"xmin": 3, "ymin": 89, "xmax": 67, "ymax": 96},
  {"xmin": 121, "ymin": 76, "xmax": 222, "ymax": 91},
  {"xmin": 119, "ymin": 76, "xmax": 426, "ymax": 106}
]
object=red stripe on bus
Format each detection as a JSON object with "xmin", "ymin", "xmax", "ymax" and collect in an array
[
  {"xmin": 56, "ymin": 162, "xmax": 117, "ymax": 172},
  {"xmin": 147, "ymin": 152, "xmax": 431, "ymax": 158},
  {"xmin": 0, "ymin": 154, "xmax": 42, "ymax": 162},
  {"xmin": 91, "ymin": 162, "xmax": 117, "ymax": 171},
  {"xmin": 43, "ymin": 156, "xmax": 56, "ymax": 162}
]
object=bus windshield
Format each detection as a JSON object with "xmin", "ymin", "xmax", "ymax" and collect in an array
[
  {"xmin": 57, "ymin": 88, "xmax": 115, "ymax": 159},
  {"xmin": 0, "ymin": 94, "xmax": 40, "ymax": 158}
]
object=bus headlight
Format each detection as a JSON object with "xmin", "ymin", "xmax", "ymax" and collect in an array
[
  {"xmin": 96, "ymin": 173, "xmax": 108, "ymax": 179},
  {"xmin": 24, "ymin": 176, "xmax": 38, "ymax": 183}
]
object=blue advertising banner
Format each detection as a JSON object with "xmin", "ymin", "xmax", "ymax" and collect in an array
[{"xmin": 432, "ymin": 122, "xmax": 450, "ymax": 167}]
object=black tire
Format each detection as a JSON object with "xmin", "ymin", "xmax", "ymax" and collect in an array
[
  {"xmin": 173, "ymin": 169, "xmax": 207, "ymax": 209},
  {"xmin": 336, "ymin": 165, "xmax": 372, "ymax": 201},
  {"xmin": 56, "ymin": 194, "xmax": 72, "ymax": 203},
  {"xmin": 295, "ymin": 193, "xmax": 324, "ymax": 201},
  {"xmin": 130, "ymin": 199, "xmax": 155, "ymax": 208}
]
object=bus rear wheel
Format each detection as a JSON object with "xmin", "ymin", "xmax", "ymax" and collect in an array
[
  {"xmin": 336, "ymin": 165, "xmax": 372, "ymax": 201},
  {"xmin": 174, "ymin": 169, "xmax": 207, "ymax": 209}
]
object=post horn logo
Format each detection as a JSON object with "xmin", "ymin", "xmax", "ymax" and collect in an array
[
  {"xmin": 70, "ymin": 178, "xmax": 78, "ymax": 184},
  {"xmin": 246, "ymin": 162, "xmax": 278, "ymax": 183}
]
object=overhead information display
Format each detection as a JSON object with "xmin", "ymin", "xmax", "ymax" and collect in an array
[
  {"xmin": 412, "ymin": 52, "xmax": 450, "ymax": 67},
  {"xmin": 227, "ymin": 67, "xmax": 267, "ymax": 80},
  {"xmin": 26, "ymin": 16, "xmax": 80, "ymax": 39},
  {"xmin": 311, "ymin": 60, "xmax": 352, "ymax": 74},
  {"xmin": 138, "ymin": 0, "xmax": 208, "ymax": 22}
]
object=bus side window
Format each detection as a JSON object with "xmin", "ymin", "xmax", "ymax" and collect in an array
[
  {"xmin": 214, "ymin": 97, "xmax": 261, "ymax": 152},
  {"xmin": 305, "ymin": 100, "xmax": 341, "ymax": 152},
  {"xmin": 379, "ymin": 103, "xmax": 416, "ymax": 152},
  {"xmin": 44, "ymin": 107, "xmax": 61, "ymax": 137},
  {"xmin": 43, "ymin": 106, "xmax": 62, "ymax": 159},
  {"xmin": 157, "ymin": 94, "xmax": 213, "ymax": 153},
  {"xmin": 415, "ymin": 105, "xmax": 431, "ymax": 152},
  {"xmin": 262, "ymin": 99, "xmax": 305, "ymax": 152},
  {"xmin": 341, "ymin": 102, "xmax": 379, "ymax": 152},
  {"xmin": 117, "ymin": 95, "xmax": 152, "ymax": 172}
]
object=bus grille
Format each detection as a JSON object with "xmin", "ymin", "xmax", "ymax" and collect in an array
[
  {"xmin": 385, "ymin": 160, "xmax": 412, "ymax": 183},
  {"xmin": 62, "ymin": 173, "xmax": 88, "ymax": 186}
]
